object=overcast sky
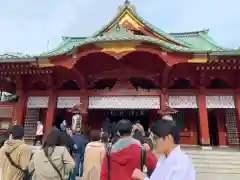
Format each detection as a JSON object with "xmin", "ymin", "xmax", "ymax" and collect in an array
[{"xmin": 0, "ymin": 0, "xmax": 240, "ymax": 54}]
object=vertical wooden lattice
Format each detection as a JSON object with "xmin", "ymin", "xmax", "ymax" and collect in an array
[
  {"xmin": 24, "ymin": 108, "xmax": 40, "ymax": 144},
  {"xmin": 172, "ymin": 111, "xmax": 184, "ymax": 129},
  {"xmin": 226, "ymin": 109, "xmax": 239, "ymax": 146}
]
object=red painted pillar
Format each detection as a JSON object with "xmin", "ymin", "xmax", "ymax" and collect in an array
[
  {"xmin": 13, "ymin": 90, "xmax": 27, "ymax": 126},
  {"xmin": 45, "ymin": 91, "xmax": 57, "ymax": 132},
  {"xmin": 158, "ymin": 89, "xmax": 169, "ymax": 117},
  {"xmin": 197, "ymin": 93, "xmax": 210, "ymax": 145},
  {"xmin": 161, "ymin": 90, "xmax": 169, "ymax": 110},
  {"xmin": 81, "ymin": 113, "xmax": 88, "ymax": 134},
  {"xmin": 80, "ymin": 93, "xmax": 89, "ymax": 133}
]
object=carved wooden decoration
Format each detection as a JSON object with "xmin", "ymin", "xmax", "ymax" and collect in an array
[
  {"xmin": 27, "ymin": 96, "xmax": 49, "ymax": 108},
  {"xmin": 112, "ymin": 79, "xmax": 134, "ymax": 90},
  {"xmin": 69, "ymin": 102, "xmax": 88, "ymax": 114},
  {"xmin": 206, "ymin": 96, "xmax": 235, "ymax": 108},
  {"xmin": 168, "ymin": 96, "xmax": 197, "ymax": 108},
  {"xmin": 57, "ymin": 96, "xmax": 80, "ymax": 109},
  {"xmin": 89, "ymin": 96, "xmax": 160, "ymax": 109}
]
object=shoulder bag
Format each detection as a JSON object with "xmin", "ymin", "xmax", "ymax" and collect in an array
[
  {"xmin": 46, "ymin": 155, "xmax": 64, "ymax": 180},
  {"xmin": 5, "ymin": 152, "xmax": 34, "ymax": 180}
]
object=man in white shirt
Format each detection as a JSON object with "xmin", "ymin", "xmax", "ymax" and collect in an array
[
  {"xmin": 132, "ymin": 119, "xmax": 196, "ymax": 180},
  {"xmin": 34, "ymin": 121, "xmax": 43, "ymax": 145},
  {"xmin": 60, "ymin": 120, "xmax": 67, "ymax": 133}
]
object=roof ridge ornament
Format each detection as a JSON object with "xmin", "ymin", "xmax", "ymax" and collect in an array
[
  {"xmin": 117, "ymin": 0, "xmax": 136, "ymax": 13},
  {"xmin": 103, "ymin": 24, "xmax": 134, "ymax": 36},
  {"xmin": 124, "ymin": 0, "xmax": 131, "ymax": 5}
]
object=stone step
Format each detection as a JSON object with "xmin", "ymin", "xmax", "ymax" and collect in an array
[
  {"xmin": 185, "ymin": 148, "xmax": 240, "ymax": 175},
  {"xmin": 194, "ymin": 162, "xmax": 240, "ymax": 170},
  {"xmin": 197, "ymin": 173, "xmax": 240, "ymax": 180},
  {"xmin": 185, "ymin": 149, "xmax": 240, "ymax": 155},
  {"xmin": 192, "ymin": 158, "xmax": 240, "ymax": 165},
  {"xmin": 188, "ymin": 154, "xmax": 240, "ymax": 161},
  {"xmin": 196, "ymin": 167, "xmax": 240, "ymax": 174}
]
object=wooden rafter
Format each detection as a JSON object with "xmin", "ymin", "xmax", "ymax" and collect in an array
[{"xmin": 88, "ymin": 67, "xmax": 159, "ymax": 81}]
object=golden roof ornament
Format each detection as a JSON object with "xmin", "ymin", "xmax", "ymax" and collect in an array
[{"xmin": 117, "ymin": 0, "xmax": 136, "ymax": 13}]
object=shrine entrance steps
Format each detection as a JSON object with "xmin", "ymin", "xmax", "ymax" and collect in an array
[
  {"xmin": 185, "ymin": 147, "xmax": 240, "ymax": 180},
  {"xmin": 154, "ymin": 146, "xmax": 240, "ymax": 180}
]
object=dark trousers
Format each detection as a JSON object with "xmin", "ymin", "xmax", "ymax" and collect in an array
[
  {"xmin": 34, "ymin": 135, "xmax": 43, "ymax": 145},
  {"xmin": 69, "ymin": 153, "xmax": 83, "ymax": 179}
]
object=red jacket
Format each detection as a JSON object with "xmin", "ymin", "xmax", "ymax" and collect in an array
[{"xmin": 100, "ymin": 142, "xmax": 157, "ymax": 180}]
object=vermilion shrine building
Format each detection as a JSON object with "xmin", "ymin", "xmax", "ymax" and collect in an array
[{"xmin": 1, "ymin": 1, "xmax": 240, "ymax": 146}]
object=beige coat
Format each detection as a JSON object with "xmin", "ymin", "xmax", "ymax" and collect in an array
[
  {"xmin": 82, "ymin": 141, "xmax": 105, "ymax": 180},
  {"xmin": 0, "ymin": 139, "xmax": 32, "ymax": 180},
  {"xmin": 29, "ymin": 146, "xmax": 75, "ymax": 180}
]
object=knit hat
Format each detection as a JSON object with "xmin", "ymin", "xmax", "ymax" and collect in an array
[{"xmin": 9, "ymin": 125, "xmax": 24, "ymax": 140}]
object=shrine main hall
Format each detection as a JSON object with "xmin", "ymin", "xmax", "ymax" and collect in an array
[{"xmin": 0, "ymin": 1, "xmax": 240, "ymax": 147}]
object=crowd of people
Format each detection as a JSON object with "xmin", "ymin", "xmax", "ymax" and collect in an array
[{"xmin": 0, "ymin": 116, "xmax": 196, "ymax": 180}]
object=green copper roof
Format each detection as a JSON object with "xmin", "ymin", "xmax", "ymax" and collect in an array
[
  {"xmin": 91, "ymin": 1, "xmax": 224, "ymax": 51},
  {"xmin": 45, "ymin": 28, "xmax": 226, "ymax": 56},
  {"xmin": 45, "ymin": 2, "xmax": 228, "ymax": 56},
  {"xmin": 0, "ymin": 53, "xmax": 31, "ymax": 59},
  {"xmin": 0, "ymin": 53, "xmax": 36, "ymax": 62},
  {"xmin": 92, "ymin": 3, "xmax": 191, "ymax": 48},
  {"xmin": 170, "ymin": 29, "xmax": 224, "ymax": 51},
  {"xmin": 46, "ymin": 37, "xmax": 85, "ymax": 56},
  {"xmin": 46, "ymin": 26, "xmax": 198, "ymax": 57}
]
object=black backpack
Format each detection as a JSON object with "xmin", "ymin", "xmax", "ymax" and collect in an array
[{"xmin": 5, "ymin": 152, "xmax": 34, "ymax": 180}]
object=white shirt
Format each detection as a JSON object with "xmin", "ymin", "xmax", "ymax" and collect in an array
[
  {"xmin": 36, "ymin": 124, "xmax": 43, "ymax": 135},
  {"xmin": 145, "ymin": 146, "xmax": 196, "ymax": 180}
]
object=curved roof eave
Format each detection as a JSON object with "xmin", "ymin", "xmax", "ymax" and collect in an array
[
  {"xmin": 209, "ymin": 50, "xmax": 240, "ymax": 56},
  {"xmin": 0, "ymin": 53, "xmax": 38, "ymax": 63},
  {"xmin": 46, "ymin": 38, "xmax": 72, "ymax": 56},
  {"xmin": 170, "ymin": 29, "xmax": 210, "ymax": 36},
  {"xmin": 170, "ymin": 29, "xmax": 226, "ymax": 51},
  {"xmin": 44, "ymin": 34, "xmax": 207, "ymax": 58},
  {"xmin": 198, "ymin": 32, "xmax": 226, "ymax": 51}
]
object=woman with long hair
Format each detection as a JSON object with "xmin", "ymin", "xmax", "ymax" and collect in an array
[
  {"xmin": 100, "ymin": 132, "xmax": 109, "ymax": 148},
  {"xmin": 132, "ymin": 129, "xmax": 145, "ymax": 144},
  {"xmin": 29, "ymin": 129, "xmax": 75, "ymax": 180}
]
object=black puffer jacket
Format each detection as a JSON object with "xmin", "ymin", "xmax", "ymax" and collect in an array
[{"xmin": 0, "ymin": 132, "xmax": 9, "ymax": 148}]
